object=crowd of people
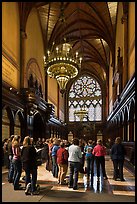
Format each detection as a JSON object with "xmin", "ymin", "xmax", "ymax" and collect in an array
[{"xmin": 2, "ymin": 135, "xmax": 126, "ymax": 194}]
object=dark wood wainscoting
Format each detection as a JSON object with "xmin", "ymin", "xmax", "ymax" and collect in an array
[{"xmin": 123, "ymin": 142, "xmax": 135, "ymax": 175}]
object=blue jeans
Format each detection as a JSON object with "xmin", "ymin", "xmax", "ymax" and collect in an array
[
  {"xmin": 8, "ymin": 156, "xmax": 14, "ymax": 182},
  {"xmin": 68, "ymin": 161, "xmax": 80, "ymax": 188},
  {"xmin": 52, "ymin": 156, "xmax": 58, "ymax": 178},
  {"xmin": 86, "ymin": 156, "xmax": 94, "ymax": 177},
  {"xmin": 25, "ymin": 167, "xmax": 37, "ymax": 192},
  {"xmin": 85, "ymin": 156, "xmax": 94, "ymax": 187},
  {"xmin": 12, "ymin": 159, "xmax": 22, "ymax": 189}
]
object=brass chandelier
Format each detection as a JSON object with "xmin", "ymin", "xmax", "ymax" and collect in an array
[
  {"xmin": 74, "ymin": 108, "xmax": 88, "ymax": 122},
  {"xmin": 44, "ymin": 3, "xmax": 82, "ymax": 96}
]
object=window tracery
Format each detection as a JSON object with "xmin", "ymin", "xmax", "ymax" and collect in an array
[{"xmin": 68, "ymin": 75, "xmax": 102, "ymax": 121}]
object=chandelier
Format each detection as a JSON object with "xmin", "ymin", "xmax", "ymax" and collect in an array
[
  {"xmin": 74, "ymin": 108, "xmax": 88, "ymax": 122},
  {"xmin": 44, "ymin": 3, "xmax": 82, "ymax": 96}
]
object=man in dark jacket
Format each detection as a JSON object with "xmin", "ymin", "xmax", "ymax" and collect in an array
[{"xmin": 110, "ymin": 137, "xmax": 125, "ymax": 181}]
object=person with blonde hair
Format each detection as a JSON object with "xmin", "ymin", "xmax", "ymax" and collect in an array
[
  {"xmin": 12, "ymin": 135, "xmax": 22, "ymax": 190},
  {"xmin": 110, "ymin": 137, "xmax": 125, "ymax": 181},
  {"xmin": 21, "ymin": 136, "xmax": 39, "ymax": 195}
]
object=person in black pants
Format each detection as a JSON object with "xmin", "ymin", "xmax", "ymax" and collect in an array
[
  {"xmin": 21, "ymin": 136, "xmax": 39, "ymax": 195},
  {"xmin": 110, "ymin": 137, "xmax": 125, "ymax": 181},
  {"xmin": 7, "ymin": 135, "xmax": 15, "ymax": 183},
  {"xmin": 92, "ymin": 139, "xmax": 108, "ymax": 180}
]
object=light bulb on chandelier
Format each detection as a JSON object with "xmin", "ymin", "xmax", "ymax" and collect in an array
[{"xmin": 44, "ymin": 3, "xmax": 82, "ymax": 96}]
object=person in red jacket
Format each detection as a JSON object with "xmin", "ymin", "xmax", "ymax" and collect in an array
[
  {"xmin": 92, "ymin": 139, "xmax": 108, "ymax": 180},
  {"xmin": 57, "ymin": 142, "xmax": 69, "ymax": 185}
]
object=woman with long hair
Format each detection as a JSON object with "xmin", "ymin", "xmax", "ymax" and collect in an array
[
  {"xmin": 21, "ymin": 136, "xmax": 39, "ymax": 195},
  {"xmin": 12, "ymin": 135, "xmax": 22, "ymax": 190}
]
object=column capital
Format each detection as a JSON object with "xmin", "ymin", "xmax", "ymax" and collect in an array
[
  {"xmin": 20, "ymin": 30, "xmax": 27, "ymax": 39},
  {"xmin": 121, "ymin": 14, "xmax": 128, "ymax": 24}
]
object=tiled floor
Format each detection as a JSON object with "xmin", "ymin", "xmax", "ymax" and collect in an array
[
  {"xmin": 2, "ymin": 155, "xmax": 135, "ymax": 202},
  {"xmin": 104, "ymin": 155, "xmax": 135, "ymax": 196},
  {"xmin": 34, "ymin": 155, "xmax": 135, "ymax": 197}
]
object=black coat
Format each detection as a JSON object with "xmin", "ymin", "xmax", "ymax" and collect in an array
[
  {"xmin": 41, "ymin": 143, "xmax": 49, "ymax": 161},
  {"xmin": 110, "ymin": 143, "xmax": 125, "ymax": 160},
  {"xmin": 21, "ymin": 145, "xmax": 37, "ymax": 170}
]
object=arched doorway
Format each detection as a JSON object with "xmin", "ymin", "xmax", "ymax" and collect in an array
[{"xmin": 33, "ymin": 112, "xmax": 46, "ymax": 143}]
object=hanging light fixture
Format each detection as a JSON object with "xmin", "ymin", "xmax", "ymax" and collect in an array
[{"xmin": 44, "ymin": 3, "xmax": 82, "ymax": 96}]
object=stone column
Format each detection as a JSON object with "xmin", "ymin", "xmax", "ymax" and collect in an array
[
  {"xmin": 121, "ymin": 12, "xmax": 128, "ymax": 87},
  {"xmin": 20, "ymin": 30, "xmax": 27, "ymax": 88}
]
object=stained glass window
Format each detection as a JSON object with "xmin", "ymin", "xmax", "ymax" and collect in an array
[{"xmin": 68, "ymin": 75, "xmax": 102, "ymax": 121}]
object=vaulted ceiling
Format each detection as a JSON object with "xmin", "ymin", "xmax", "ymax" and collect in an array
[{"xmin": 18, "ymin": 2, "xmax": 118, "ymax": 84}]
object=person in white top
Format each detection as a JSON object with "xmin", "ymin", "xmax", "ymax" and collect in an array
[{"xmin": 68, "ymin": 138, "xmax": 82, "ymax": 190}]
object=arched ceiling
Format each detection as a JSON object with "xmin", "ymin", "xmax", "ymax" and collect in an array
[{"xmin": 18, "ymin": 2, "xmax": 118, "ymax": 83}]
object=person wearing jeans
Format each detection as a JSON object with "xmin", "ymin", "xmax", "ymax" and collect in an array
[
  {"xmin": 51, "ymin": 139, "xmax": 60, "ymax": 178},
  {"xmin": 12, "ymin": 135, "xmax": 22, "ymax": 190},
  {"xmin": 84, "ymin": 140, "xmax": 94, "ymax": 188},
  {"xmin": 68, "ymin": 138, "xmax": 82, "ymax": 190}
]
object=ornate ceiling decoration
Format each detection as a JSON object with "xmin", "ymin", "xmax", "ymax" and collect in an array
[{"xmin": 18, "ymin": 2, "xmax": 118, "ymax": 83}]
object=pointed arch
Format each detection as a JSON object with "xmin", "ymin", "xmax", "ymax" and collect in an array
[
  {"xmin": 2, "ymin": 106, "xmax": 14, "ymax": 140},
  {"xmin": 68, "ymin": 74, "xmax": 102, "ymax": 122}
]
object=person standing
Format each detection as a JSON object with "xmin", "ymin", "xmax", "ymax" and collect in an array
[
  {"xmin": 36, "ymin": 137, "xmax": 42, "ymax": 149},
  {"xmin": 106, "ymin": 138, "xmax": 113, "ymax": 155},
  {"xmin": 92, "ymin": 139, "xmax": 107, "ymax": 180},
  {"xmin": 68, "ymin": 138, "xmax": 82, "ymax": 190},
  {"xmin": 57, "ymin": 142, "xmax": 69, "ymax": 185},
  {"xmin": 7, "ymin": 135, "xmax": 14, "ymax": 183},
  {"xmin": 41, "ymin": 139, "xmax": 49, "ymax": 164},
  {"xmin": 21, "ymin": 136, "xmax": 39, "ymax": 195},
  {"xmin": 12, "ymin": 135, "xmax": 22, "ymax": 190},
  {"xmin": 110, "ymin": 137, "xmax": 125, "ymax": 181},
  {"xmin": 51, "ymin": 139, "xmax": 60, "ymax": 178},
  {"xmin": 84, "ymin": 140, "xmax": 94, "ymax": 188},
  {"xmin": 3, "ymin": 138, "xmax": 9, "ymax": 169},
  {"xmin": 79, "ymin": 139, "xmax": 85, "ymax": 174}
]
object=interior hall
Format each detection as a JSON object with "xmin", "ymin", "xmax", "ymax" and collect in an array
[{"xmin": 2, "ymin": 2, "xmax": 135, "ymax": 202}]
